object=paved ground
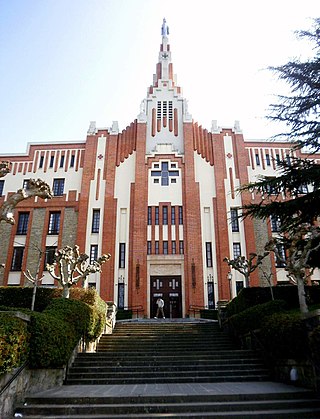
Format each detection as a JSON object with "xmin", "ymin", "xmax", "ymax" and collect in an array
[{"xmin": 31, "ymin": 381, "xmax": 310, "ymax": 399}]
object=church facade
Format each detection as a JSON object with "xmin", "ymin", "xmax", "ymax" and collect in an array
[{"xmin": 1, "ymin": 21, "xmax": 319, "ymax": 318}]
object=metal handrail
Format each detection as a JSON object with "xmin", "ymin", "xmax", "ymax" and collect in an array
[{"xmin": 0, "ymin": 361, "xmax": 27, "ymax": 397}]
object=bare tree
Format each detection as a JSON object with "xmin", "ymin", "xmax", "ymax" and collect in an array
[
  {"xmin": 224, "ymin": 252, "xmax": 269, "ymax": 288},
  {"xmin": 0, "ymin": 178, "xmax": 53, "ymax": 225},
  {"xmin": 265, "ymin": 224, "xmax": 320, "ymax": 314},
  {"xmin": 46, "ymin": 245, "xmax": 111, "ymax": 298}
]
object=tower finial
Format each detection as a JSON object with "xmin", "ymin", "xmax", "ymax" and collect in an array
[{"xmin": 161, "ymin": 18, "xmax": 169, "ymax": 36}]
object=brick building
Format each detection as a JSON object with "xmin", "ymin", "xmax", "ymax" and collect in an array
[{"xmin": 0, "ymin": 20, "xmax": 319, "ymax": 318}]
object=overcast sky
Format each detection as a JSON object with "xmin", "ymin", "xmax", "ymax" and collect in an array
[{"xmin": 0, "ymin": 0, "xmax": 319, "ymax": 154}]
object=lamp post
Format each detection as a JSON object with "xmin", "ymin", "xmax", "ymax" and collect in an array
[{"xmin": 227, "ymin": 271, "xmax": 232, "ymax": 300}]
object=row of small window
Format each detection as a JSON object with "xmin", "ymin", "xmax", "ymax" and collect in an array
[
  {"xmin": 38, "ymin": 154, "xmax": 76, "ymax": 169},
  {"xmin": 15, "ymin": 212, "xmax": 61, "ymax": 235},
  {"xmin": 0, "ymin": 179, "xmax": 66, "ymax": 198},
  {"xmin": 10, "ymin": 244, "xmax": 99, "ymax": 272},
  {"xmin": 255, "ymin": 152, "xmax": 291, "ymax": 167},
  {"xmin": 147, "ymin": 206, "xmax": 183, "ymax": 225},
  {"xmin": 147, "ymin": 240, "xmax": 184, "ymax": 255}
]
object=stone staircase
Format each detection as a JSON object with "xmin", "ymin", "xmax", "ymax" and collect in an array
[{"xmin": 15, "ymin": 320, "xmax": 320, "ymax": 418}]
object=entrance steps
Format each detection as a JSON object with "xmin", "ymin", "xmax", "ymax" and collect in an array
[{"xmin": 15, "ymin": 320, "xmax": 320, "ymax": 418}]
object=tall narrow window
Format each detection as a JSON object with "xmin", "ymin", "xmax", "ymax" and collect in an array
[
  {"xmin": 92, "ymin": 210, "xmax": 100, "ymax": 233},
  {"xmin": 270, "ymin": 215, "xmax": 281, "ymax": 232},
  {"xmin": 205, "ymin": 242, "xmax": 213, "ymax": 267},
  {"xmin": 276, "ymin": 153, "xmax": 281, "ymax": 165},
  {"xmin": 90, "ymin": 245, "xmax": 98, "ymax": 264},
  {"xmin": 0, "ymin": 180, "xmax": 4, "ymax": 196},
  {"xmin": 171, "ymin": 206, "xmax": 176, "ymax": 225},
  {"xmin": 155, "ymin": 207, "xmax": 159, "ymax": 225},
  {"xmin": 119, "ymin": 243, "xmax": 126, "ymax": 268},
  {"xmin": 118, "ymin": 283, "xmax": 125, "ymax": 309},
  {"xmin": 255, "ymin": 153, "xmax": 260, "ymax": 166},
  {"xmin": 17, "ymin": 212, "xmax": 29, "ymax": 235},
  {"xmin": 163, "ymin": 241, "xmax": 168, "ymax": 254},
  {"xmin": 230, "ymin": 208, "xmax": 239, "ymax": 232},
  {"xmin": 49, "ymin": 155, "xmax": 54, "ymax": 168},
  {"xmin": 44, "ymin": 246, "xmax": 57, "ymax": 270},
  {"xmin": 53, "ymin": 178, "xmax": 65, "ymax": 196},
  {"xmin": 155, "ymin": 241, "xmax": 159, "ymax": 254},
  {"xmin": 172, "ymin": 241, "xmax": 176, "ymax": 254},
  {"xmin": 162, "ymin": 206, "xmax": 168, "ymax": 225},
  {"xmin": 179, "ymin": 240, "xmax": 184, "ymax": 254},
  {"xmin": 23, "ymin": 179, "xmax": 29, "ymax": 189},
  {"xmin": 265, "ymin": 154, "xmax": 271, "ymax": 166},
  {"xmin": 60, "ymin": 155, "xmax": 65, "ymax": 168},
  {"xmin": 178, "ymin": 206, "xmax": 183, "ymax": 225},
  {"xmin": 11, "ymin": 247, "xmax": 24, "ymax": 271},
  {"xmin": 147, "ymin": 207, "xmax": 152, "ymax": 225},
  {"xmin": 207, "ymin": 282, "xmax": 215, "ymax": 309},
  {"xmin": 275, "ymin": 245, "xmax": 286, "ymax": 268},
  {"xmin": 39, "ymin": 155, "xmax": 44, "ymax": 168},
  {"xmin": 48, "ymin": 212, "xmax": 61, "ymax": 235},
  {"xmin": 161, "ymin": 162, "xmax": 169, "ymax": 186},
  {"xmin": 147, "ymin": 241, "xmax": 152, "ymax": 255},
  {"xmin": 70, "ymin": 154, "xmax": 75, "ymax": 168},
  {"xmin": 233, "ymin": 242, "xmax": 241, "ymax": 258}
]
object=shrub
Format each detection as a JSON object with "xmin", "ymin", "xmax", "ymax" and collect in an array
[
  {"xmin": 309, "ymin": 324, "xmax": 320, "ymax": 364},
  {"xmin": 260, "ymin": 312, "xmax": 309, "ymax": 360},
  {"xmin": 0, "ymin": 313, "xmax": 30, "ymax": 374},
  {"xmin": 228, "ymin": 300, "xmax": 287, "ymax": 336}
]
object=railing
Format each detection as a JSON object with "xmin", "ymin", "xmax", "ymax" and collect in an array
[
  {"xmin": 120, "ymin": 305, "xmax": 144, "ymax": 318},
  {"xmin": 188, "ymin": 305, "xmax": 217, "ymax": 319}
]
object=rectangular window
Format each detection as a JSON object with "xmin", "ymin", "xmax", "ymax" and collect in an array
[
  {"xmin": 0, "ymin": 180, "xmax": 4, "ymax": 196},
  {"xmin": 49, "ymin": 155, "xmax": 54, "ymax": 168},
  {"xmin": 70, "ymin": 154, "xmax": 75, "ymax": 168},
  {"xmin": 147, "ymin": 241, "xmax": 152, "ymax": 255},
  {"xmin": 163, "ymin": 241, "xmax": 168, "ymax": 254},
  {"xmin": 48, "ymin": 212, "xmax": 61, "ymax": 235},
  {"xmin": 90, "ymin": 245, "xmax": 98, "ymax": 264},
  {"xmin": 16, "ymin": 212, "xmax": 29, "ymax": 235},
  {"xmin": 275, "ymin": 245, "xmax": 286, "ymax": 268},
  {"xmin": 255, "ymin": 153, "xmax": 260, "ymax": 166},
  {"xmin": 205, "ymin": 242, "xmax": 213, "ymax": 267},
  {"xmin": 92, "ymin": 210, "xmax": 100, "ymax": 233},
  {"xmin": 53, "ymin": 178, "xmax": 65, "ymax": 196},
  {"xmin": 161, "ymin": 162, "xmax": 169, "ymax": 186},
  {"xmin": 270, "ymin": 215, "xmax": 281, "ymax": 232},
  {"xmin": 155, "ymin": 207, "xmax": 159, "ymax": 225},
  {"xmin": 23, "ymin": 179, "xmax": 29, "ymax": 189},
  {"xmin": 163, "ymin": 206, "xmax": 168, "ymax": 225},
  {"xmin": 178, "ymin": 206, "xmax": 183, "ymax": 225},
  {"xmin": 233, "ymin": 242, "xmax": 241, "ymax": 258},
  {"xmin": 172, "ymin": 241, "xmax": 176, "ymax": 254},
  {"xmin": 276, "ymin": 153, "xmax": 281, "ymax": 165},
  {"xmin": 147, "ymin": 207, "xmax": 152, "ymax": 225},
  {"xmin": 39, "ymin": 155, "xmax": 44, "ymax": 168},
  {"xmin": 207, "ymin": 282, "xmax": 215, "ymax": 309},
  {"xmin": 119, "ymin": 243, "xmax": 126, "ymax": 268},
  {"xmin": 179, "ymin": 240, "xmax": 184, "ymax": 255},
  {"xmin": 265, "ymin": 154, "xmax": 271, "ymax": 166},
  {"xmin": 118, "ymin": 283, "xmax": 125, "ymax": 309},
  {"xmin": 11, "ymin": 247, "xmax": 24, "ymax": 271},
  {"xmin": 155, "ymin": 241, "xmax": 159, "ymax": 254},
  {"xmin": 171, "ymin": 206, "xmax": 176, "ymax": 225},
  {"xmin": 44, "ymin": 246, "xmax": 56, "ymax": 269},
  {"xmin": 60, "ymin": 155, "xmax": 65, "ymax": 168},
  {"xmin": 230, "ymin": 208, "xmax": 239, "ymax": 232},
  {"xmin": 286, "ymin": 154, "xmax": 291, "ymax": 166}
]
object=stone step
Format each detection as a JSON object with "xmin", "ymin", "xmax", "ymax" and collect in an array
[
  {"xmin": 16, "ymin": 394, "xmax": 320, "ymax": 418},
  {"xmin": 65, "ymin": 373, "xmax": 270, "ymax": 385}
]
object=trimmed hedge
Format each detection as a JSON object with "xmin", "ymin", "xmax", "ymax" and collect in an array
[
  {"xmin": 227, "ymin": 285, "xmax": 320, "ymax": 317},
  {"xmin": 260, "ymin": 312, "xmax": 309, "ymax": 360},
  {"xmin": 0, "ymin": 287, "xmax": 60, "ymax": 312},
  {"xmin": 228, "ymin": 300, "xmax": 287, "ymax": 336},
  {"xmin": 0, "ymin": 313, "xmax": 30, "ymax": 374}
]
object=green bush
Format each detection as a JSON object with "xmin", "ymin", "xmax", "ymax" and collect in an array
[
  {"xmin": 0, "ymin": 286, "xmax": 60, "ymax": 312},
  {"xmin": 260, "ymin": 312, "xmax": 309, "ymax": 360},
  {"xmin": 228, "ymin": 300, "xmax": 287, "ymax": 336},
  {"xmin": 28, "ymin": 311, "xmax": 77, "ymax": 368},
  {"xmin": 226, "ymin": 285, "xmax": 317, "ymax": 317},
  {"xmin": 0, "ymin": 313, "xmax": 30, "ymax": 374},
  {"xmin": 309, "ymin": 324, "xmax": 320, "ymax": 364},
  {"xmin": 116, "ymin": 309, "xmax": 132, "ymax": 320}
]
